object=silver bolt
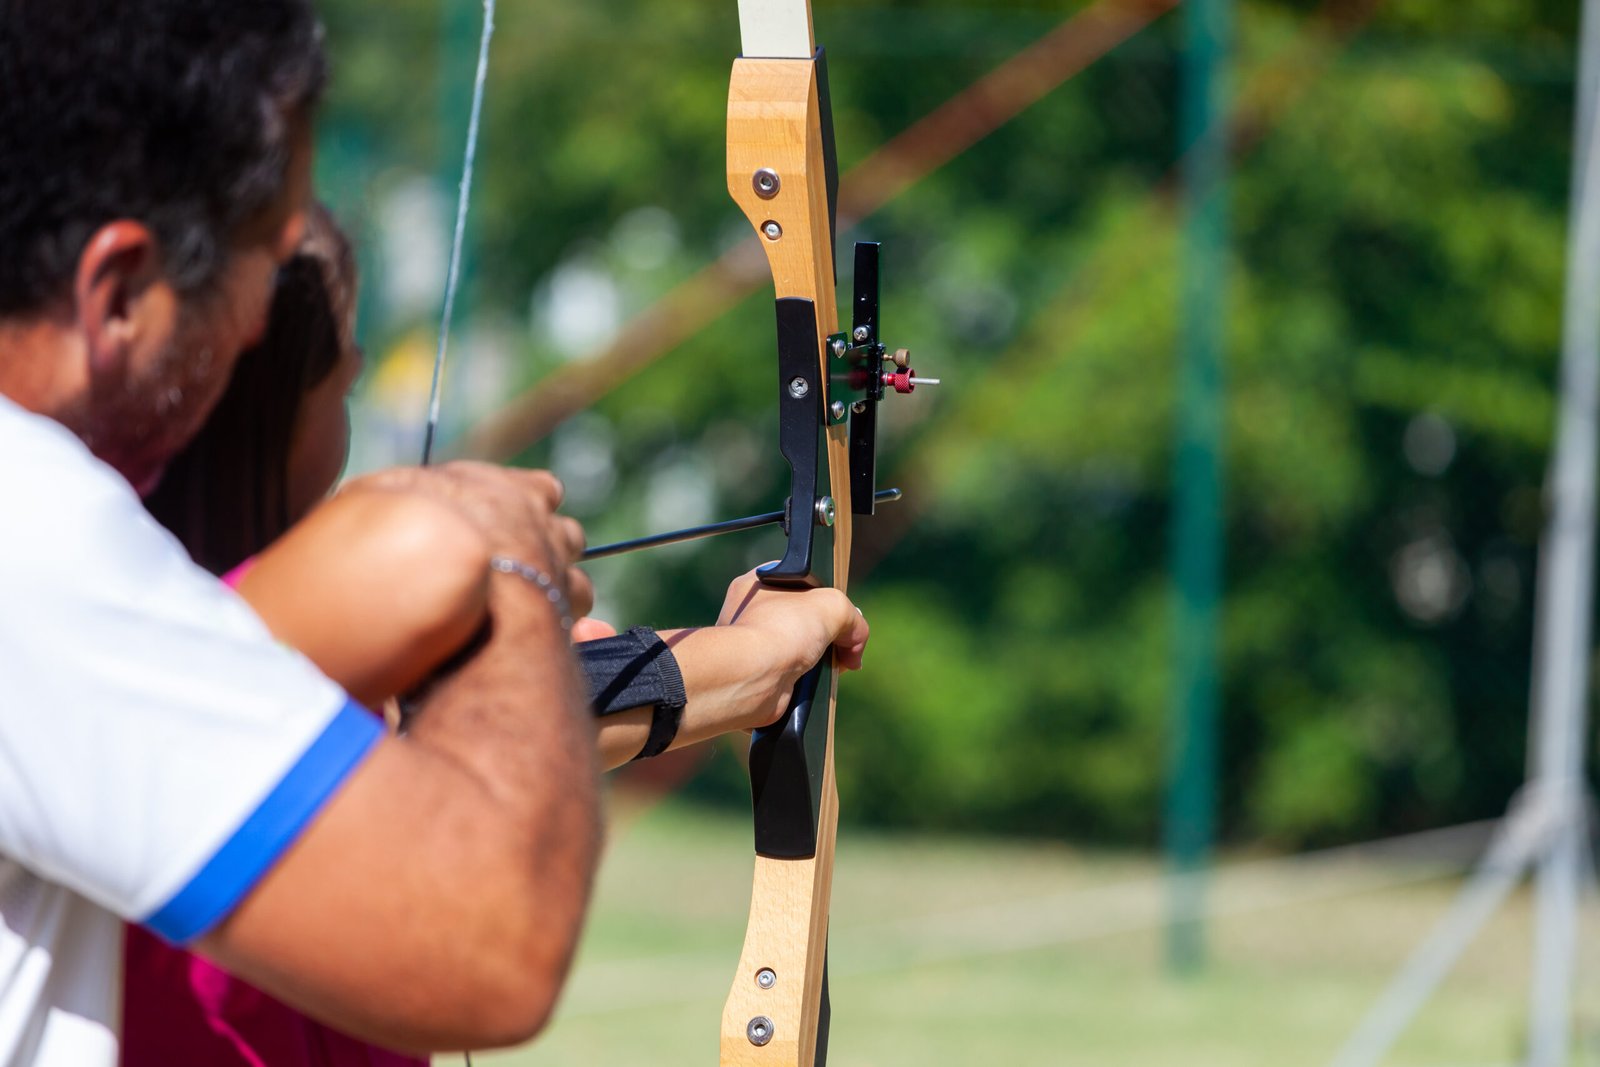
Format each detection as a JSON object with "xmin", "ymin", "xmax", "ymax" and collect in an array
[
  {"xmin": 853, "ymin": 325, "xmax": 871, "ymax": 343},
  {"xmin": 851, "ymin": 400, "xmax": 868, "ymax": 415},
  {"xmin": 830, "ymin": 400, "xmax": 847, "ymax": 421},
  {"xmin": 755, "ymin": 968, "xmax": 777, "ymax": 989},
  {"xmin": 747, "ymin": 1016, "xmax": 775, "ymax": 1047},
  {"xmin": 788, "ymin": 377, "xmax": 810, "ymax": 399},
  {"xmin": 753, "ymin": 168, "xmax": 781, "ymax": 200},
  {"xmin": 814, "ymin": 496, "xmax": 836, "ymax": 527},
  {"xmin": 762, "ymin": 220, "xmax": 783, "ymax": 241},
  {"xmin": 830, "ymin": 338, "xmax": 848, "ymax": 359}
]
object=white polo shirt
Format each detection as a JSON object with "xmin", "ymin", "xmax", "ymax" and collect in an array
[{"xmin": 0, "ymin": 396, "xmax": 381, "ymax": 1067}]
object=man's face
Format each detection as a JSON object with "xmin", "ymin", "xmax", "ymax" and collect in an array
[{"xmin": 85, "ymin": 125, "xmax": 314, "ymax": 494}]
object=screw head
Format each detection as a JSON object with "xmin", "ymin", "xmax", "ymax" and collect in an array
[
  {"xmin": 761, "ymin": 220, "xmax": 783, "ymax": 241},
  {"xmin": 853, "ymin": 325, "xmax": 872, "ymax": 343},
  {"xmin": 753, "ymin": 168, "xmax": 781, "ymax": 200},
  {"xmin": 814, "ymin": 496, "xmax": 837, "ymax": 527},
  {"xmin": 747, "ymin": 1016, "xmax": 775, "ymax": 1047},
  {"xmin": 788, "ymin": 376, "xmax": 810, "ymax": 399},
  {"xmin": 755, "ymin": 968, "xmax": 777, "ymax": 989},
  {"xmin": 830, "ymin": 400, "xmax": 847, "ymax": 421},
  {"xmin": 830, "ymin": 338, "xmax": 848, "ymax": 359},
  {"xmin": 851, "ymin": 400, "xmax": 868, "ymax": 415}
]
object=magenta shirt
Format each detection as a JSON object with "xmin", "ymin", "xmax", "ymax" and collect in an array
[
  {"xmin": 119, "ymin": 561, "xmax": 426, "ymax": 1067},
  {"xmin": 121, "ymin": 925, "xmax": 426, "ymax": 1067}
]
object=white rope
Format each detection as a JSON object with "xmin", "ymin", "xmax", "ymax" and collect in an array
[{"xmin": 421, "ymin": 0, "xmax": 497, "ymax": 466}]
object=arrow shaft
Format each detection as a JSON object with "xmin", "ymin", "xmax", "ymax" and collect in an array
[{"xmin": 582, "ymin": 489, "xmax": 901, "ymax": 561}]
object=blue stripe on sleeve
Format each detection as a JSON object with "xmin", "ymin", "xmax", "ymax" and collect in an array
[{"xmin": 143, "ymin": 698, "xmax": 383, "ymax": 944}]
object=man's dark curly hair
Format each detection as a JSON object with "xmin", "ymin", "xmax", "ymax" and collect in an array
[{"xmin": 0, "ymin": 0, "xmax": 327, "ymax": 315}]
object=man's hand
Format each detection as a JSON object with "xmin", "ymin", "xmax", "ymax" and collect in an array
[{"xmin": 347, "ymin": 462, "xmax": 593, "ymax": 621}]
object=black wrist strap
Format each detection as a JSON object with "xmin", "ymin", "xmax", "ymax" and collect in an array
[{"xmin": 576, "ymin": 626, "xmax": 687, "ymax": 760}]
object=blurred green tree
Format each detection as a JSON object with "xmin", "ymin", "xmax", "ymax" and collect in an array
[{"xmin": 314, "ymin": 0, "xmax": 1583, "ymax": 848}]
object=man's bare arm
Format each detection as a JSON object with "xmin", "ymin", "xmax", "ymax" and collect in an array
[
  {"xmin": 195, "ymin": 465, "xmax": 602, "ymax": 1053},
  {"xmin": 232, "ymin": 488, "xmax": 490, "ymax": 708},
  {"xmin": 233, "ymin": 491, "xmax": 871, "ymax": 776}
]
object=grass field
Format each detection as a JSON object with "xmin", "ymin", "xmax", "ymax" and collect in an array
[{"xmin": 474, "ymin": 799, "xmax": 1600, "ymax": 1067}]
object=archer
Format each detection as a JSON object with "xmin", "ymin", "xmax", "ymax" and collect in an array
[{"xmin": 0, "ymin": 2, "xmax": 868, "ymax": 1065}]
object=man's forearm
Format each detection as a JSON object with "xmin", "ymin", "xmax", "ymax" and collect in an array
[
  {"xmin": 203, "ymin": 590, "xmax": 603, "ymax": 1053},
  {"xmin": 234, "ymin": 490, "xmax": 490, "ymax": 708},
  {"xmin": 408, "ymin": 594, "xmax": 599, "ymax": 831}
]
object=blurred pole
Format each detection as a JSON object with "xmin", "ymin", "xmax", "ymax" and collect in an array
[
  {"xmin": 1163, "ymin": 0, "xmax": 1232, "ymax": 977},
  {"xmin": 1327, "ymin": 8, "xmax": 1600, "ymax": 1064},
  {"xmin": 1526, "ymin": 0, "xmax": 1600, "ymax": 1060},
  {"xmin": 1325, "ymin": 791, "xmax": 1550, "ymax": 1067}
]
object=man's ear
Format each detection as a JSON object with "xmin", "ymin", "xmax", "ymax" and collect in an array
[{"xmin": 73, "ymin": 221, "xmax": 177, "ymax": 381}]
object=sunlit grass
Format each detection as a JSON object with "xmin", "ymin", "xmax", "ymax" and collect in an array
[{"xmin": 474, "ymin": 800, "xmax": 1597, "ymax": 1067}]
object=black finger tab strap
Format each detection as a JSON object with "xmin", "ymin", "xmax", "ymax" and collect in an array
[{"xmin": 577, "ymin": 626, "xmax": 687, "ymax": 759}]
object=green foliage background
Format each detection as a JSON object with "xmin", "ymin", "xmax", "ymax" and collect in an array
[{"xmin": 315, "ymin": 0, "xmax": 1587, "ymax": 849}]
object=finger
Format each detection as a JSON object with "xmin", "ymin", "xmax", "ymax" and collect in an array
[
  {"xmin": 571, "ymin": 617, "xmax": 619, "ymax": 642},
  {"xmin": 565, "ymin": 567, "xmax": 596, "ymax": 622},
  {"xmin": 844, "ymin": 605, "xmax": 870, "ymax": 648},
  {"xmin": 831, "ymin": 604, "xmax": 869, "ymax": 669},
  {"xmin": 552, "ymin": 515, "xmax": 587, "ymax": 564},
  {"xmin": 413, "ymin": 462, "xmax": 522, "ymax": 517},
  {"xmin": 835, "ymin": 629, "xmax": 869, "ymax": 671},
  {"xmin": 512, "ymin": 468, "xmax": 565, "ymax": 510},
  {"xmin": 450, "ymin": 462, "xmax": 564, "ymax": 512},
  {"xmin": 820, "ymin": 592, "xmax": 869, "ymax": 671}
]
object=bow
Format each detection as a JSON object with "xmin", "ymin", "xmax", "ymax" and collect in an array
[
  {"xmin": 422, "ymin": 4, "xmax": 931, "ymax": 1062},
  {"xmin": 716, "ymin": 4, "xmax": 931, "ymax": 1062}
]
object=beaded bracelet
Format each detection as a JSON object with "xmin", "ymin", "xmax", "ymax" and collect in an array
[{"xmin": 488, "ymin": 556, "xmax": 574, "ymax": 632}]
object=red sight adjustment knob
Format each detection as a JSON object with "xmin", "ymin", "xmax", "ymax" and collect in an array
[{"xmin": 882, "ymin": 368, "xmax": 941, "ymax": 394}]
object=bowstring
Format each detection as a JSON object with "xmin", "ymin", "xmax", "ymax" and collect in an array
[
  {"xmin": 420, "ymin": 5, "xmax": 496, "ymax": 1065},
  {"xmin": 421, "ymin": 0, "xmax": 497, "ymax": 468}
]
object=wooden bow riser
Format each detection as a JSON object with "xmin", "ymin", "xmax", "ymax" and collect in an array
[{"xmin": 720, "ymin": 54, "xmax": 851, "ymax": 1067}]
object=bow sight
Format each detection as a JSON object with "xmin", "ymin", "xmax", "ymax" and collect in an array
[{"xmin": 582, "ymin": 243, "xmax": 936, "ymax": 568}]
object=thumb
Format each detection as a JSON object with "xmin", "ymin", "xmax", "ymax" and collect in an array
[{"xmin": 572, "ymin": 617, "xmax": 620, "ymax": 642}]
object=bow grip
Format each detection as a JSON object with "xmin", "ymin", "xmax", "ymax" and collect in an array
[{"xmin": 748, "ymin": 654, "xmax": 831, "ymax": 858}]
